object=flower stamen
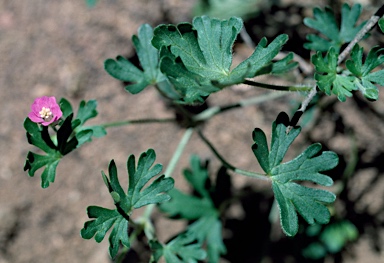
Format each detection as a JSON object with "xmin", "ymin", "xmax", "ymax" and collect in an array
[{"xmin": 39, "ymin": 107, "xmax": 53, "ymax": 121}]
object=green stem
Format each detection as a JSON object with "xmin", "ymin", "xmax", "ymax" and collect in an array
[
  {"xmin": 100, "ymin": 117, "xmax": 176, "ymax": 129},
  {"xmin": 193, "ymin": 92, "xmax": 289, "ymax": 122},
  {"xmin": 243, "ymin": 80, "xmax": 312, "ymax": 92},
  {"xmin": 197, "ymin": 129, "xmax": 269, "ymax": 181},
  {"xmin": 164, "ymin": 127, "xmax": 194, "ymax": 178}
]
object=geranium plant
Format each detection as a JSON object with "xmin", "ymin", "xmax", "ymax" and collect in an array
[{"xmin": 23, "ymin": 2, "xmax": 384, "ymax": 262}]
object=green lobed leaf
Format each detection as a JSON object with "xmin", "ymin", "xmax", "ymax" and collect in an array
[
  {"xmin": 76, "ymin": 100, "xmax": 98, "ymax": 125},
  {"xmin": 23, "ymin": 118, "xmax": 62, "ymax": 188},
  {"xmin": 252, "ymin": 112, "xmax": 338, "ymax": 236},
  {"xmin": 24, "ymin": 118, "xmax": 57, "ymax": 153},
  {"xmin": 159, "ymin": 155, "xmax": 215, "ymax": 220},
  {"xmin": 152, "ymin": 16, "xmax": 294, "ymax": 104},
  {"xmin": 59, "ymin": 98, "xmax": 73, "ymax": 119},
  {"xmin": 159, "ymin": 155, "xmax": 226, "ymax": 262},
  {"xmin": 150, "ymin": 234, "xmax": 207, "ymax": 263},
  {"xmin": 271, "ymin": 52, "xmax": 298, "ymax": 74},
  {"xmin": 345, "ymin": 44, "xmax": 384, "ymax": 100},
  {"xmin": 183, "ymin": 155, "xmax": 210, "ymax": 198},
  {"xmin": 24, "ymin": 152, "xmax": 60, "ymax": 188},
  {"xmin": 160, "ymin": 188, "xmax": 214, "ymax": 219},
  {"xmin": 104, "ymin": 24, "xmax": 180, "ymax": 100},
  {"xmin": 127, "ymin": 149, "xmax": 174, "ymax": 209},
  {"xmin": 80, "ymin": 206, "xmax": 129, "ymax": 259},
  {"xmin": 379, "ymin": 18, "xmax": 384, "ymax": 33},
  {"xmin": 312, "ymin": 47, "xmax": 357, "ymax": 102},
  {"xmin": 304, "ymin": 3, "xmax": 367, "ymax": 52},
  {"xmin": 187, "ymin": 216, "xmax": 226, "ymax": 263},
  {"xmin": 269, "ymin": 112, "xmax": 301, "ymax": 168},
  {"xmin": 81, "ymin": 149, "xmax": 174, "ymax": 259},
  {"xmin": 64, "ymin": 98, "xmax": 107, "ymax": 145}
]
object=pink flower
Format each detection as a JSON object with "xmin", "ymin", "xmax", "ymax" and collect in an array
[{"xmin": 28, "ymin": 96, "xmax": 63, "ymax": 126}]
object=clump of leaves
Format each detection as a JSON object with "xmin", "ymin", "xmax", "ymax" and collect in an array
[
  {"xmin": 105, "ymin": 16, "xmax": 296, "ymax": 104},
  {"xmin": 152, "ymin": 16, "xmax": 296, "ymax": 104},
  {"xmin": 150, "ymin": 233, "xmax": 207, "ymax": 263},
  {"xmin": 302, "ymin": 220, "xmax": 359, "ymax": 259},
  {"xmin": 104, "ymin": 24, "xmax": 180, "ymax": 100},
  {"xmin": 304, "ymin": 3, "xmax": 367, "ymax": 53},
  {"xmin": 81, "ymin": 149, "xmax": 174, "ymax": 259},
  {"xmin": 252, "ymin": 112, "xmax": 338, "ymax": 236},
  {"xmin": 24, "ymin": 99, "xmax": 105, "ymax": 188},
  {"xmin": 158, "ymin": 155, "xmax": 228, "ymax": 262},
  {"xmin": 312, "ymin": 44, "xmax": 384, "ymax": 101}
]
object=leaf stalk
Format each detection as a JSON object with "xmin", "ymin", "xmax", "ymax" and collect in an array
[{"xmin": 197, "ymin": 129, "xmax": 269, "ymax": 181}]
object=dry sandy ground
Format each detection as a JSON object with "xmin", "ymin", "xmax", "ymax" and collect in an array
[{"xmin": 0, "ymin": 1, "xmax": 383, "ymax": 263}]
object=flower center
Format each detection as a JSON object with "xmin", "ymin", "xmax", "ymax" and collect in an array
[{"xmin": 39, "ymin": 107, "xmax": 53, "ymax": 121}]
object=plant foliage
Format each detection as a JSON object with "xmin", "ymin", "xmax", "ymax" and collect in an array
[
  {"xmin": 345, "ymin": 44, "xmax": 384, "ymax": 100},
  {"xmin": 159, "ymin": 155, "xmax": 227, "ymax": 262},
  {"xmin": 312, "ymin": 45, "xmax": 384, "ymax": 101},
  {"xmin": 104, "ymin": 24, "xmax": 180, "ymax": 100},
  {"xmin": 24, "ymin": 99, "xmax": 105, "ymax": 188},
  {"xmin": 379, "ymin": 18, "xmax": 384, "ymax": 33},
  {"xmin": 152, "ymin": 16, "xmax": 296, "ymax": 104},
  {"xmin": 302, "ymin": 220, "xmax": 358, "ymax": 259},
  {"xmin": 304, "ymin": 3, "xmax": 367, "ymax": 53},
  {"xmin": 81, "ymin": 149, "xmax": 174, "ymax": 259},
  {"xmin": 150, "ymin": 233, "xmax": 207, "ymax": 263},
  {"xmin": 252, "ymin": 112, "xmax": 338, "ymax": 236}
]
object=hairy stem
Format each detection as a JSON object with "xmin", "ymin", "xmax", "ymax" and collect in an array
[
  {"xmin": 101, "ymin": 117, "xmax": 176, "ymax": 128},
  {"xmin": 193, "ymin": 92, "xmax": 289, "ymax": 122},
  {"xmin": 197, "ymin": 129, "xmax": 269, "ymax": 181},
  {"xmin": 337, "ymin": 7, "xmax": 383, "ymax": 64},
  {"xmin": 243, "ymin": 80, "xmax": 312, "ymax": 92},
  {"xmin": 164, "ymin": 127, "xmax": 195, "ymax": 178}
]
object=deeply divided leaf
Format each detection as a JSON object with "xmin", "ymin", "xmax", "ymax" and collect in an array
[
  {"xmin": 150, "ymin": 234, "xmax": 207, "ymax": 263},
  {"xmin": 152, "ymin": 16, "xmax": 295, "ymax": 103},
  {"xmin": 252, "ymin": 112, "xmax": 338, "ymax": 236},
  {"xmin": 312, "ymin": 47, "xmax": 357, "ymax": 102},
  {"xmin": 312, "ymin": 44, "xmax": 384, "ymax": 102},
  {"xmin": 104, "ymin": 24, "xmax": 180, "ymax": 100},
  {"xmin": 304, "ymin": 3, "xmax": 367, "ymax": 52},
  {"xmin": 159, "ymin": 155, "xmax": 226, "ymax": 262},
  {"xmin": 81, "ymin": 149, "xmax": 174, "ymax": 259},
  {"xmin": 345, "ymin": 45, "xmax": 384, "ymax": 100}
]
